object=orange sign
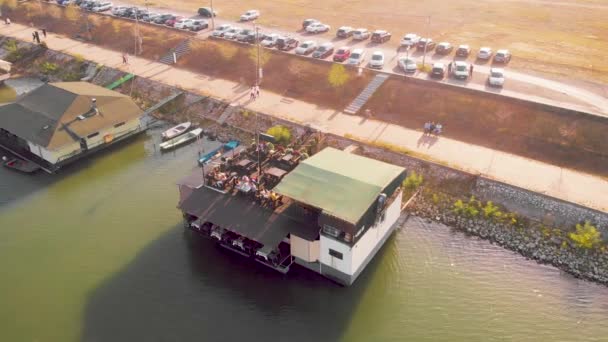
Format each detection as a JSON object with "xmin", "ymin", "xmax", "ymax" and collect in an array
[{"xmin": 104, "ymin": 134, "xmax": 114, "ymax": 143}]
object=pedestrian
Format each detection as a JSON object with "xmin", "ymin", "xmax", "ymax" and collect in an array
[
  {"xmin": 448, "ymin": 62, "xmax": 452, "ymax": 75},
  {"xmin": 429, "ymin": 121, "xmax": 436, "ymax": 135},
  {"xmin": 250, "ymin": 87, "xmax": 255, "ymax": 100},
  {"xmin": 423, "ymin": 122, "xmax": 431, "ymax": 134},
  {"xmin": 255, "ymin": 84, "xmax": 260, "ymax": 98},
  {"xmin": 469, "ymin": 64, "xmax": 474, "ymax": 77},
  {"xmin": 42, "ymin": 28, "xmax": 47, "ymax": 38},
  {"xmin": 34, "ymin": 31, "xmax": 41, "ymax": 44},
  {"xmin": 5, "ymin": 17, "xmax": 10, "ymax": 25},
  {"xmin": 32, "ymin": 32, "xmax": 36, "ymax": 43},
  {"xmin": 122, "ymin": 53, "xmax": 127, "ymax": 64}
]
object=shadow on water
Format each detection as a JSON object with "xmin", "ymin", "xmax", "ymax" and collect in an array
[
  {"xmin": 0, "ymin": 133, "xmax": 149, "ymax": 209},
  {"xmin": 81, "ymin": 224, "xmax": 384, "ymax": 342}
]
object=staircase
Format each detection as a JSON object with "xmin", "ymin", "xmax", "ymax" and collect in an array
[
  {"xmin": 344, "ymin": 73, "xmax": 389, "ymax": 114},
  {"xmin": 159, "ymin": 38, "xmax": 193, "ymax": 65}
]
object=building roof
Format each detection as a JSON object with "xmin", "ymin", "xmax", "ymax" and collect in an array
[
  {"xmin": 0, "ymin": 82, "xmax": 142, "ymax": 149},
  {"xmin": 274, "ymin": 147, "xmax": 405, "ymax": 224}
]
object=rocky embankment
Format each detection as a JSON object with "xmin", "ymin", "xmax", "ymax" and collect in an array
[{"xmin": 407, "ymin": 191, "xmax": 608, "ymax": 286}]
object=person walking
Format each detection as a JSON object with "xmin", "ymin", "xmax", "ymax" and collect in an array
[
  {"xmin": 122, "ymin": 53, "xmax": 127, "ymax": 64},
  {"xmin": 32, "ymin": 32, "xmax": 36, "ymax": 43},
  {"xmin": 448, "ymin": 62, "xmax": 452, "ymax": 76},
  {"xmin": 5, "ymin": 17, "xmax": 10, "ymax": 25},
  {"xmin": 34, "ymin": 31, "xmax": 41, "ymax": 44},
  {"xmin": 250, "ymin": 87, "xmax": 256, "ymax": 101},
  {"xmin": 255, "ymin": 84, "xmax": 260, "ymax": 98},
  {"xmin": 42, "ymin": 28, "xmax": 47, "ymax": 38},
  {"xmin": 469, "ymin": 64, "xmax": 474, "ymax": 78}
]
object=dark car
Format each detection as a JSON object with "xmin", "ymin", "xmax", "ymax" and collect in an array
[
  {"xmin": 435, "ymin": 42, "xmax": 453, "ymax": 55},
  {"xmin": 130, "ymin": 9, "xmax": 149, "ymax": 19},
  {"xmin": 371, "ymin": 30, "xmax": 391, "ymax": 43},
  {"xmin": 417, "ymin": 38, "xmax": 436, "ymax": 51},
  {"xmin": 276, "ymin": 37, "xmax": 299, "ymax": 51},
  {"xmin": 456, "ymin": 45, "xmax": 471, "ymax": 57},
  {"xmin": 430, "ymin": 63, "xmax": 446, "ymax": 79},
  {"xmin": 333, "ymin": 47, "xmax": 351, "ymax": 62},
  {"xmin": 312, "ymin": 43, "xmax": 334, "ymax": 59},
  {"xmin": 153, "ymin": 14, "xmax": 174, "ymax": 24},
  {"xmin": 242, "ymin": 32, "xmax": 267, "ymax": 44},
  {"xmin": 121, "ymin": 6, "xmax": 139, "ymax": 17},
  {"xmin": 198, "ymin": 7, "xmax": 217, "ymax": 17}
]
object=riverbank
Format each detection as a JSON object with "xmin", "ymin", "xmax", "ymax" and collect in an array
[{"xmin": 4, "ymin": 40, "xmax": 607, "ymax": 287}]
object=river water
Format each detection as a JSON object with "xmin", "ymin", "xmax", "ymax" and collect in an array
[{"xmin": 1, "ymin": 130, "xmax": 607, "ymax": 342}]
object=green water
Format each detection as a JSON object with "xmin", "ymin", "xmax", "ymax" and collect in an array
[{"xmin": 1, "ymin": 131, "xmax": 607, "ymax": 342}]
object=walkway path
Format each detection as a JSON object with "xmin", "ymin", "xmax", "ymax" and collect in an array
[{"xmin": 1, "ymin": 22, "xmax": 606, "ymax": 212}]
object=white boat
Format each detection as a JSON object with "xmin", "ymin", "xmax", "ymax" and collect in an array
[
  {"xmin": 161, "ymin": 122, "xmax": 191, "ymax": 140},
  {"xmin": 160, "ymin": 128, "xmax": 202, "ymax": 151}
]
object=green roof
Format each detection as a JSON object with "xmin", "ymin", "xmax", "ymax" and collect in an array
[{"xmin": 274, "ymin": 147, "xmax": 405, "ymax": 224}]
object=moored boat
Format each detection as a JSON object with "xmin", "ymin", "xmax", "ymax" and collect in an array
[
  {"xmin": 198, "ymin": 140, "xmax": 240, "ymax": 164},
  {"xmin": 2, "ymin": 157, "xmax": 41, "ymax": 173},
  {"xmin": 160, "ymin": 128, "xmax": 203, "ymax": 151},
  {"xmin": 161, "ymin": 122, "xmax": 192, "ymax": 140}
]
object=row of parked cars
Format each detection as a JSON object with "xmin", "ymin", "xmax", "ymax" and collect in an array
[
  {"xmin": 400, "ymin": 33, "xmax": 512, "ymax": 63},
  {"xmin": 110, "ymin": 6, "xmax": 210, "ymax": 30},
  {"xmin": 56, "ymin": 0, "xmax": 112, "ymax": 12}
]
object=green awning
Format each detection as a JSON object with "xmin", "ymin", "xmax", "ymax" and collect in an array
[{"xmin": 274, "ymin": 148, "xmax": 405, "ymax": 224}]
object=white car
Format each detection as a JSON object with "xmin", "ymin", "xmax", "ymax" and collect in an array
[
  {"xmin": 401, "ymin": 33, "xmax": 420, "ymax": 47},
  {"xmin": 352, "ymin": 28, "xmax": 370, "ymax": 40},
  {"xmin": 261, "ymin": 33, "xmax": 281, "ymax": 47},
  {"xmin": 306, "ymin": 22, "xmax": 331, "ymax": 33},
  {"xmin": 240, "ymin": 9, "xmax": 260, "ymax": 21},
  {"xmin": 369, "ymin": 51, "xmax": 385, "ymax": 69},
  {"xmin": 398, "ymin": 57, "xmax": 417, "ymax": 73},
  {"xmin": 488, "ymin": 68, "xmax": 505, "ymax": 87},
  {"xmin": 174, "ymin": 19, "xmax": 194, "ymax": 29},
  {"xmin": 347, "ymin": 48, "xmax": 366, "ymax": 66},
  {"xmin": 223, "ymin": 27, "xmax": 241, "ymax": 40},
  {"xmin": 111, "ymin": 6, "xmax": 127, "ymax": 15},
  {"xmin": 453, "ymin": 61, "xmax": 469, "ymax": 79},
  {"xmin": 212, "ymin": 24, "xmax": 232, "ymax": 37},
  {"xmin": 91, "ymin": 2, "xmax": 112, "ymax": 12},
  {"xmin": 477, "ymin": 47, "xmax": 493, "ymax": 60},
  {"xmin": 295, "ymin": 40, "xmax": 317, "ymax": 55}
]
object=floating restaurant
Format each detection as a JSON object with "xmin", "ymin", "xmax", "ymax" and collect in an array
[
  {"xmin": 178, "ymin": 142, "xmax": 406, "ymax": 286},
  {"xmin": 0, "ymin": 82, "xmax": 144, "ymax": 173}
]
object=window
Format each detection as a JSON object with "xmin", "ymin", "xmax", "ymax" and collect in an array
[
  {"xmin": 329, "ymin": 249, "xmax": 343, "ymax": 260},
  {"xmin": 87, "ymin": 132, "xmax": 99, "ymax": 139},
  {"xmin": 323, "ymin": 225, "xmax": 340, "ymax": 238},
  {"xmin": 114, "ymin": 122, "xmax": 126, "ymax": 128}
]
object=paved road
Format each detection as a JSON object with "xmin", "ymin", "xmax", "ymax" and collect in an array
[
  {"xmin": 3, "ymin": 22, "xmax": 606, "ymax": 212},
  {"xmin": 107, "ymin": 0, "xmax": 608, "ymax": 116}
]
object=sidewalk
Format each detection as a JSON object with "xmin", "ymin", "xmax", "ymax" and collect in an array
[{"xmin": 1, "ymin": 23, "xmax": 606, "ymax": 212}]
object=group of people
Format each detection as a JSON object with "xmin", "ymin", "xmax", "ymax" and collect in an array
[
  {"xmin": 249, "ymin": 85, "xmax": 260, "ymax": 100},
  {"xmin": 31, "ymin": 29, "xmax": 46, "ymax": 44},
  {"xmin": 206, "ymin": 167, "xmax": 283, "ymax": 208},
  {"xmin": 423, "ymin": 121, "xmax": 443, "ymax": 135}
]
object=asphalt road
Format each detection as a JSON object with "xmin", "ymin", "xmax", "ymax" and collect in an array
[{"xmin": 102, "ymin": 1, "xmax": 608, "ymax": 115}]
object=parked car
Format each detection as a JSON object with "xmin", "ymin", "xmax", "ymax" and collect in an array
[
  {"xmin": 435, "ymin": 42, "xmax": 453, "ymax": 54},
  {"xmin": 488, "ymin": 67, "xmax": 505, "ymax": 87},
  {"xmin": 400, "ymin": 33, "xmax": 420, "ymax": 48},
  {"xmin": 198, "ymin": 7, "xmax": 216, "ymax": 17},
  {"xmin": 295, "ymin": 40, "xmax": 317, "ymax": 55},
  {"xmin": 242, "ymin": 32, "xmax": 266, "ymax": 44},
  {"xmin": 153, "ymin": 14, "xmax": 174, "ymax": 24},
  {"xmin": 240, "ymin": 9, "xmax": 260, "ymax": 21},
  {"xmin": 477, "ymin": 47, "xmax": 493, "ymax": 60},
  {"xmin": 417, "ymin": 38, "xmax": 436, "ymax": 51},
  {"xmin": 236, "ymin": 28, "xmax": 254, "ymax": 41},
  {"xmin": 312, "ymin": 42, "xmax": 334, "ymax": 59},
  {"xmin": 333, "ymin": 47, "xmax": 351, "ymax": 62},
  {"xmin": 260, "ymin": 33, "xmax": 281, "ymax": 47},
  {"xmin": 398, "ymin": 57, "xmax": 417, "ymax": 73},
  {"xmin": 190, "ymin": 19, "xmax": 209, "ymax": 31},
  {"xmin": 352, "ymin": 28, "xmax": 370, "ymax": 40},
  {"xmin": 302, "ymin": 19, "xmax": 319, "ymax": 30},
  {"xmin": 306, "ymin": 22, "xmax": 330, "ymax": 34},
  {"xmin": 212, "ymin": 24, "xmax": 232, "ymax": 37},
  {"xmin": 111, "ymin": 6, "xmax": 127, "ymax": 15},
  {"xmin": 347, "ymin": 48, "xmax": 366, "ymax": 66},
  {"xmin": 276, "ymin": 37, "xmax": 299, "ymax": 51},
  {"xmin": 494, "ymin": 49, "xmax": 511, "ymax": 63},
  {"xmin": 142, "ymin": 13, "xmax": 160, "ymax": 22},
  {"xmin": 336, "ymin": 26, "xmax": 354, "ymax": 38},
  {"xmin": 129, "ymin": 8, "xmax": 148, "ymax": 19},
  {"xmin": 174, "ymin": 19, "xmax": 194, "ymax": 30},
  {"xmin": 371, "ymin": 30, "xmax": 391, "ymax": 43},
  {"xmin": 91, "ymin": 2, "xmax": 112, "ymax": 12},
  {"xmin": 165, "ymin": 16, "xmax": 183, "ymax": 27},
  {"xmin": 369, "ymin": 51, "xmax": 385, "ymax": 69},
  {"xmin": 453, "ymin": 61, "xmax": 469, "ymax": 79},
  {"xmin": 80, "ymin": 0, "xmax": 97, "ymax": 10},
  {"xmin": 122, "ymin": 7, "xmax": 139, "ymax": 18},
  {"xmin": 223, "ymin": 27, "xmax": 241, "ymax": 40},
  {"xmin": 456, "ymin": 44, "xmax": 471, "ymax": 57},
  {"xmin": 430, "ymin": 63, "xmax": 446, "ymax": 79}
]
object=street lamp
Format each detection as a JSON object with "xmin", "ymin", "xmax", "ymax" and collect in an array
[{"xmin": 421, "ymin": 15, "xmax": 431, "ymax": 68}]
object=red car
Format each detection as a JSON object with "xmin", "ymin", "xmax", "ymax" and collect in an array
[
  {"xmin": 165, "ymin": 16, "xmax": 183, "ymax": 27},
  {"xmin": 333, "ymin": 47, "xmax": 351, "ymax": 62}
]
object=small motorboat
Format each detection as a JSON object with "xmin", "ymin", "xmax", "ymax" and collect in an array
[
  {"xmin": 160, "ymin": 128, "xmax": 203, "ymax": 151},
  {"xmin": 161, "ymin": 122, "xmax": 191, "ymax": 140},
  {"xmin": 198, "ymin": 140, "xmax": 240, "ymax": 164},
  {"xmin": 2, "ymin": 157, "xmax": 40, "ymax": 173}
]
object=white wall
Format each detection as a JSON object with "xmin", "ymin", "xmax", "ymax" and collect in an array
[
  {"xmin": 27, "ymin": 141, "xmax": 79, "ymax": 164},
  {"xmin": 351, "ymin": 191, "xmax": 402, "ymax": 274},
  {"xmin": 291, "ymin": 235, "xmax": 320, "ymax": 262},
  {"xmin": 320, "ymin": 234, "xmax": 352, "ymax": 275}
]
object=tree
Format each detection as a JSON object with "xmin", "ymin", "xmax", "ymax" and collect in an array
[
  {"xmin": 569, "ymin": 221, "xmax": 602, "ymax": 249},
  {"xmin": 266, "ymin": 125, "xmax": 291, "ymax": 145},
  {"xmin": 327, "ymin": 64, "xmax": 350, "ymax": 88}
]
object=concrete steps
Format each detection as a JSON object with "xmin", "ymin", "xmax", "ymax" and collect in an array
[
  {"xmin": 344, "ymin": 73, "xmax": 389, "ymax": 114},
  {"xmin": 159, "ymin": 38, "xmax": 193, "ymax": 64}
]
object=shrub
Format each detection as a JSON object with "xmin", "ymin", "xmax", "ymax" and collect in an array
[
  {"xmin": 327, "ymin": 64, "xmax": 350, "ymax": 88},
  {"xmin": 402, "ymin": 171, "xmax": 423, "ymax": 190},
  {"xmin": 482, "ymin": 201, "xmax": 504, "ymax": 221},
  {"xmin": 453, "ymin": 196, "xmax": 480, "ymax": 217},
  {"xmin": 266, "ymin": 125, "xmax": 291, "ymax": 145},
  {"xmin": 417, "ymin": 63, "xmax": 432, "ymax": 73},
  {"xmin": 39, "ymin": 62, "xmax": 59, "ymax": 75},
  {"xmin": 569, "ymin": 221, "xmax": 601, "ymax": 249},
  {"xmin": 73, "ymin": 53, "xmax": 85, "ymax": 64}
]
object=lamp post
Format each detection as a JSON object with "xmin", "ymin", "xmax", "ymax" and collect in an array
[
  {"xmin": 254, "ymin": 23, "xmax": 261, "ymax": 175},
  {"xmin": 421, "ymin": 15, "xmax": 431, "ymax": 68},
  {"xmin": 209, "ymin": 0, "xmax": 215, "ymax": 29}
]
